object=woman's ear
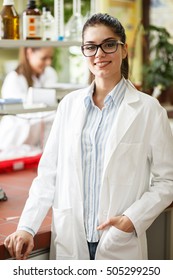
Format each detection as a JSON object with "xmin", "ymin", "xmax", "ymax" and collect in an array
[{"xmin": 122, "ymin": 43, "xmax": 128, "ymax": 59}]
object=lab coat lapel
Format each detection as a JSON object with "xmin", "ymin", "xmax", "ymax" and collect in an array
[
  {"xmin": 103, "ymin": 83, "xmax": 140, "ymax": 173},
  {"xmin": 72, "ymin": 87, "xmax": 92, "ymax": 198}
]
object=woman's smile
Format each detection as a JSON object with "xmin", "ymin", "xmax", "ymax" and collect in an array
[{"xmin": 94, "ymin": 60, "xmax": 111, "ymax": 67}]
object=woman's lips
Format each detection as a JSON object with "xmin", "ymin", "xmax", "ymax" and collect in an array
[{"xmin": 94, "ymin": 61, "xmax": 111, "ymax": 67}]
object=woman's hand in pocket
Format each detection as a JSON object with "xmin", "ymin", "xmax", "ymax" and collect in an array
[{"xmin": 97, "ymin": 215, "xmax": 135, "ymax": 233}]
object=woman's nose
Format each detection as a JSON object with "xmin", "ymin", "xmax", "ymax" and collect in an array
[{"xmin": 95, "ymin": 46, "xmax": 106, "ymax": 57}]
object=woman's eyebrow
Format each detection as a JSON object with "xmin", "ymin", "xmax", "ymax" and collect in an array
[{"xmin": 84, "ymin": 37, "xmax": 117, "ymax": 44}]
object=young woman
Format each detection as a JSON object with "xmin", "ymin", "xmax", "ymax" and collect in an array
[
  {"xmin": 4, "ymin": 13, "xmax": 173, "ymax": 260},
  {"xmin": 1, "ymin": 47, "xmax": 58, "ymax": 101}
]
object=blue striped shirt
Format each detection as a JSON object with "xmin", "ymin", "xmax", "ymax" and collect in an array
[{"xmin": 81, "ymin": 78, "xmax": 126, "ymax": 242}]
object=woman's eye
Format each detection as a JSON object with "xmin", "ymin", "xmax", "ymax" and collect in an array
[
  {"xmin": 105, "ymin": 42, "xmax": 116, "ymax": 48},
  {"xmin": 85, "ymin": 45, "xmax": 95, "ymax": 50}
]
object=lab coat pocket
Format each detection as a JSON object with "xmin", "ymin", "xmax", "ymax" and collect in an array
[
  {"xmin": 97, "ymin": 226, "xmax": 141, "ymax": 260},
  {"xmin": 53, "ymin": 207, "xmax": 75, "ymax": 259}
]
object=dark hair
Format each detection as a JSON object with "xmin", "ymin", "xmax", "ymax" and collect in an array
[
  {"xmin": 82, "ymin": 13, "xmax": 129, "ymax": 79},
  {"xmin": 15, "ymin": 47, "xmax": 43, "ymax": 87}
]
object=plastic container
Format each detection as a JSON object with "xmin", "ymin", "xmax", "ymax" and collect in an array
[{"xmin": 0, "ymin": 153, "xmax": 42, "ymax": 173}]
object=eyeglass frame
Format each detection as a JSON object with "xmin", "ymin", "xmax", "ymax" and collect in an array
[{"xmin": 81, "ymin": 40, "xmax": 124, "ymax": 57}]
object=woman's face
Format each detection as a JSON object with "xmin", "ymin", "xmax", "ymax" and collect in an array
[
  {"xmin": 82, "ymin": 24, "xmax": 127, "ymax": 81},
  {"xmin": 26, "ymin": 47, "xmax": 54, "ymax": 76}
]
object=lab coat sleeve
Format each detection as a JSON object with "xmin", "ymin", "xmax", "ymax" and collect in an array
[
  {"xmin": 42, "ymin": 66, "xmax": 58, "ymax": 87},
  {"xmin": 1, "ymin": 71, "xmax": 28, "ymax": 101},
  {"xmin": 123, "ymin": 108, "xmax": 173, "ymax": 237},
  {"xmin": 17, "ymin": 105, "xmax": 62, "ymax": 234}
]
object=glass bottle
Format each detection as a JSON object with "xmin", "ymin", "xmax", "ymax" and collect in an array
[
  {"xmin": 23, "ymin": 0, "xmax": 42, "ymax": 40},
  {"xmin": 41, "ymin": 7, "xmax": 55, "ymax": 41},
  {"xmin": 0, "ymin": 0, "xmax": 20, "ymax": 40},
  {"xmin": 65, "ymin": 0, "xmax": 83, "ymax": 41}
]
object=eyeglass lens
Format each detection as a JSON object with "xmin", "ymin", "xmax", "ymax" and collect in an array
[{"xmin": 82, "ymin": 40, "xmax": 120, "ymax": 57}]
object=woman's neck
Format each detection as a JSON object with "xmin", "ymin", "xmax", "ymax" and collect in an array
[{"xmin": 93, "ymin": 76, "xmax": 122, "ymax": 109}]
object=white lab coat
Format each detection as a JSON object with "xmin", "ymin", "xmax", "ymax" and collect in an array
[
  {"xmin": 1, "ymin": 66, "xmax": 58, "ymax": 101},
  {"xmin": 0, "ymin": 66, "xmax": 58, "ymax": 150},
  {"xmin": 18, "ymin": 79, "xmax": 173, "ymax": 260}
]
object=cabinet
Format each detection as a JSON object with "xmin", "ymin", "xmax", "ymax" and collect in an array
[{"xmin": 147, "ymin": 208, "xmax": 173, "ymax": 259}]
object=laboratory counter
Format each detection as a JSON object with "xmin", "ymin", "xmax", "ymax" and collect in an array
[
  {"xmin": 0, "ymin": 169, "xmax": 173, "ymax": 260},
  {"xmin": 0, "ymin": 168, "xmax": 51, "ymax": 260}
]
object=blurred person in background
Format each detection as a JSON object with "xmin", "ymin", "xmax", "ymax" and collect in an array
[
  {"xmin": 1, "ymin": 47, "xmax": 58, "ymax": 101},
  {"xmin": 0, "ymin": 47, "xmax": 58, "ymax": 152}
]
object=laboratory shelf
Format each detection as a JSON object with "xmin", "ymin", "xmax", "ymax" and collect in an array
[
  {"xmin": 0, "ymin": 104, "xmax": 57, "ymax": 116},
  {"xmin": 0, "ymin": 39, "xmax": 82, "ymax": 48}
]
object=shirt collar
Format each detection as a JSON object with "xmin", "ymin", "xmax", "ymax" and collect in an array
[
  {"xmin": 84, "ymin": 77, "xmax": 126, "ymax": 109},
  {"xmin": 84, "ymin": 81, "xmax": 95, "ymax": 109},
  {"xmin": 107, "ymin": 77, "xmax": 126, "ymax": 107}
]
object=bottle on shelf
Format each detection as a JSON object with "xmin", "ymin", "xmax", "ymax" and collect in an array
[
  {"xmin": 23, "ymin": 0, "xmax": 42, "ymax": 40},
  {"xmin": 41, "ymin": 7, "xmax": 55, "ymax": 41},
  {"xmin": 0, "ymin": 0, "xmax": 20, "ymax": 40},
  {"xmin": 65, "ymin": 0, "xmax": 83, "ymax": 41}
]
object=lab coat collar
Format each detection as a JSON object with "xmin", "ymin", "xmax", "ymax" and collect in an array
[
  {"xmin": 84, "ymin": 77, "xmax": 127, "ymax": 109},
  {"xmin": 123, "ymin": 79, "xmax": 140, "ymax": 104},
  {"xmin": 102, "ymin": 79, "xmax": 141, "ymax": 176}
]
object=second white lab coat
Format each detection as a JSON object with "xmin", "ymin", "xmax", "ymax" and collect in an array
[
  {"xmin": 18, "ymin": 79, "xmax": 173, "ymax": 260},
  {"xmin": 0, "ymin": 66, "xmax": 58, "ymax": 150},
  {"xmin": 1, "ymin": 66, "xmax": 58, "ymax": 101}
]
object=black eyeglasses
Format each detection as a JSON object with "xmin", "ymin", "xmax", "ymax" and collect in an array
[{"xmin": 81, "ymin": 40, "xmax": 124, "ymax": 57}]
